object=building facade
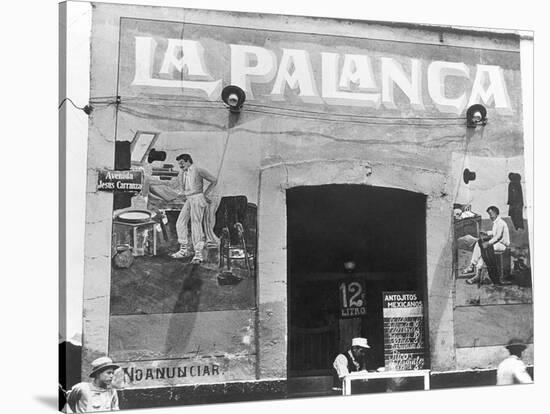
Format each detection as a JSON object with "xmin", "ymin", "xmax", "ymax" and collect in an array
[{"xmin": 78, "ymin": 2, "xmax": 533, "ymax": 407}]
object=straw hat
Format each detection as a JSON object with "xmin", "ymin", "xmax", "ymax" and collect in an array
[
  {"xmin": 352, "ymin": 337, "xmax": 370, "ymax": 349},
  {"xmin": 89, "ymin": 357, "xmax": 120, "ymax": 377}
]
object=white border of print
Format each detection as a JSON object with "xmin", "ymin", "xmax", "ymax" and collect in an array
[{"xmin": 3, "ymin": 1, "xmax": 546, "ymax": 414}]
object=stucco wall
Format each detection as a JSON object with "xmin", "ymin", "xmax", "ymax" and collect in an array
[{"xmin": 82, "ymin": 2, "xmax": 530, "ymax": 384}]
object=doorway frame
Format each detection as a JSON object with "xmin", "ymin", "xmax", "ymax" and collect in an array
[{"xmin": 255, "ymin": 159, "xmax": 457, "ymax": 380}]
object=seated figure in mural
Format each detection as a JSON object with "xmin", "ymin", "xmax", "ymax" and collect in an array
[
  {"xmin": 169, "ymin": 153, "xmax": 218, "ymax": 264},
  {"xmin": 463, "ymin": 206, "xmax": 510, "ymax": 285},
  {"xmin": 496, "ymin": 338, "xmax": 533, "ymax": 385},
  {"xmin": 66, "ymin": 357, "xmax": 120, "ymax": 413},
  {"xmin": 332, "ymin": 337, "xmax": 377, "ymax": 391}
]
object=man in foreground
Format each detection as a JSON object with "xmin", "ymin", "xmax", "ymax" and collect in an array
[
  {"xmin": 66, "ymin": 357, "xmax": 120, "ymax": 412},
  {"xmin": 333, "ymin": 337, "xmax": 376, "ymax": 391},
  {"xmin": 496, "ymin": 339, "xmax": 533, "ymax": 385}
]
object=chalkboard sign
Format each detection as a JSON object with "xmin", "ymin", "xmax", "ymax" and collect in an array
[{"xmin": 382, "ymin": 291, "xmax": 425, "ymax": 370}]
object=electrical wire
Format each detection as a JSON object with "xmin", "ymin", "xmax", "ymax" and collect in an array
[
  {"xmin": 115, "ymin": 103, "xmax": 467, "ymax": 128},
  {"xmin": 244, "ymin": 107, "xmax": 466, "ymax": 127},
  {"xmin": 117, "ymin": 105, "xmax": 226, "ymax": 129},
  {"xmin": 59, "ymin": 97, "xmax": 87, "ymax": 111},
  {"xmin": 118, "ymin": 101, "xmax": 465, "ymax": 127},
  {"xmin": 246, "ymin": 101, "xmax": 466, "ymax": 120},
  {"xmin": 118, "ymin": 100, "xmax": 224, "ymax": 110},
  {"xmin": 89, "ymin": 98, "xmax": 118, "ymax": 104},
  {"xmin": 85, "ymin": 94, "xmax": 469, "ymax": 124}
]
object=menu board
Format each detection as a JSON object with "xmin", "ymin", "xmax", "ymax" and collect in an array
[{"xmin": 382, "ymin": 291, "xmax": 425, "ymax": 370}]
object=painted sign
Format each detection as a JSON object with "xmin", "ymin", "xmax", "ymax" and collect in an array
[
  {"xmin": 97, "ymin": 169, "xmax": 143, "ymax": 192},
  {"xmin": 118, "ymin": 355, "xmax": 256, "ymax": 388},
  {"xmin": 119, "ymin": 19, "xmax": 519, "ymax": 116},
  {"xmin": 123, "ymin": 362, "xmax": 221, "ymax": 383},
  {"xmin": 383, "ymin": 291, "xmax": 425, "ymax": 370},
  {"xmin": 339, "ymin": 279, "xmax": 367, "ymax": 318}
]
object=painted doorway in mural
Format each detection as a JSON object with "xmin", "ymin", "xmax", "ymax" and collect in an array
[{"xmin": 286, "ymin": 184, "xmax": 429, "ymax": 395}]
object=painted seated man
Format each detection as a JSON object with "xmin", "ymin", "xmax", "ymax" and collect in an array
[{"xmin": 463, "ymin": 205, "xmax": 510, "ymax": 285}]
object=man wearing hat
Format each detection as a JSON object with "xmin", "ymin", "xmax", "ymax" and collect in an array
[
  {"xmin": 66, "ymin": 357, "xmax": 120, "ymax": 412},
  {"xmin": 496, "ymin": 339, "xmax": 533, "ymax": 385},
  {"xmin": 333, "ymin": 337, "xmax": 376, "ymax": 390}
]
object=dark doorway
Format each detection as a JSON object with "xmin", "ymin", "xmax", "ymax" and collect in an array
[{"xmin": 287, "ymin": 185, "xmax": 427, "ymax": 386}]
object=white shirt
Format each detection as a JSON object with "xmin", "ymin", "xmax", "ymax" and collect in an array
[
  {"xmin": 487, "ymin": 216, "xmax": 510, "ymax": 247},
  {"xmin": 496, "ymin": 355, "xmax": 532, "ymax": 385},
  {"xmin": 333, "ymin": 351, "xmax": 360, "ymax": 378},
  {"xmin": 67, "ymin": 382, "xmax": 119, "ymax": 412},
  {"xmin": 171, "ymin": 165, "xmax": 217, "ymax": 197}
]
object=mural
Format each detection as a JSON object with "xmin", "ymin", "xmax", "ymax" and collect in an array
[
  {"xmin": 452, "ymin": 155, "xmax": 532, "ymax": 306},
  {"xmin": 451, "ymin": 154, "xmax": 533, "ymax": 368},
  {"xmin": 108, "ymin": 130, "xmax": 258, "ymax": 378}
]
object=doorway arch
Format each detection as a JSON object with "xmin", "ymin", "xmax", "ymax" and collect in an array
[{"xmin": 255, "ymin": 159, "xmax": 456, "ymax": 381}]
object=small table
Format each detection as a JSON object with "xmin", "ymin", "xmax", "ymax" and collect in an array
[
  {"xmin": 113, "ymin": 219, "xmax": 158, "ymax": 256},
  {"xmin": 342, "ymin": 369, "xmax": 431, "ymax": 395}
]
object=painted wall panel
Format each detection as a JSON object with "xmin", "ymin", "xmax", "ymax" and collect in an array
[{"xmin": 454, "ymin": 305, "xmax": 533, "ymax": 348}]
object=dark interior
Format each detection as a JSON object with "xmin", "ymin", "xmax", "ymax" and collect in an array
[
  {"xmin": 287, "ymin": 184, "xmax": 427, "ymax": 375},
  {"xmin": 287, "ymin": 185, "xmax": 426, "ymax": 273}
]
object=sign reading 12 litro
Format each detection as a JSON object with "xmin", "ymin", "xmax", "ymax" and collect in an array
[{"xmin": 339, "ymin": 279, "xmax": 367, "ymax": 318}]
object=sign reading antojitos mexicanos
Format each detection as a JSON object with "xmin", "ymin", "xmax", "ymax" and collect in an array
[
  {"xmin": 97, "ymin": 169, "xmax": 143, "ymax": 192},
  {"xmin": 383, "ymin": 291, "xmax": 425, "ymax": 371},
  {"xmin": 119, "ymin": 19, "xmax": 518, "ymax": 115}
]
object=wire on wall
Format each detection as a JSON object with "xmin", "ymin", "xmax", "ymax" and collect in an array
[
  {"xmin": 58, "ymin": 97, "xmax": 94, "ymax": 115},
  {"xmin": 85, "ymin": 94, "xmax": 469, "ymax": 128},
  {"xmin": 115, "ymin": 94, "xmax": 467, "ymax": 120}
]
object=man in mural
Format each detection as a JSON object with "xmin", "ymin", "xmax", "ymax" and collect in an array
[
  {"xmin": 496, "ymin": 339, "xmax": 532, "ymax": 385},
  {"xmin": 66, "ymin": 357, "xmax": 120, "ymax": 412},
  {"xmin": 170, "ymin": 153, "xmax": 218, "ymax": 264},
  {"xmin": 332, "ymin": 337, "xmax": 376, "ymax": 390},
  {"xmin": 463, "ymin": 206, "xmax": 510, "ymax": 285}
]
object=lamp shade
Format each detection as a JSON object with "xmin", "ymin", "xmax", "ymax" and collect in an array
[
  {"xmin": 466, "ymin": 104, "xmax": 487, "ymax": 127},
  {"xmin": 221, "ymin": 85, "xmax": 246, "ymax": 112}
]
